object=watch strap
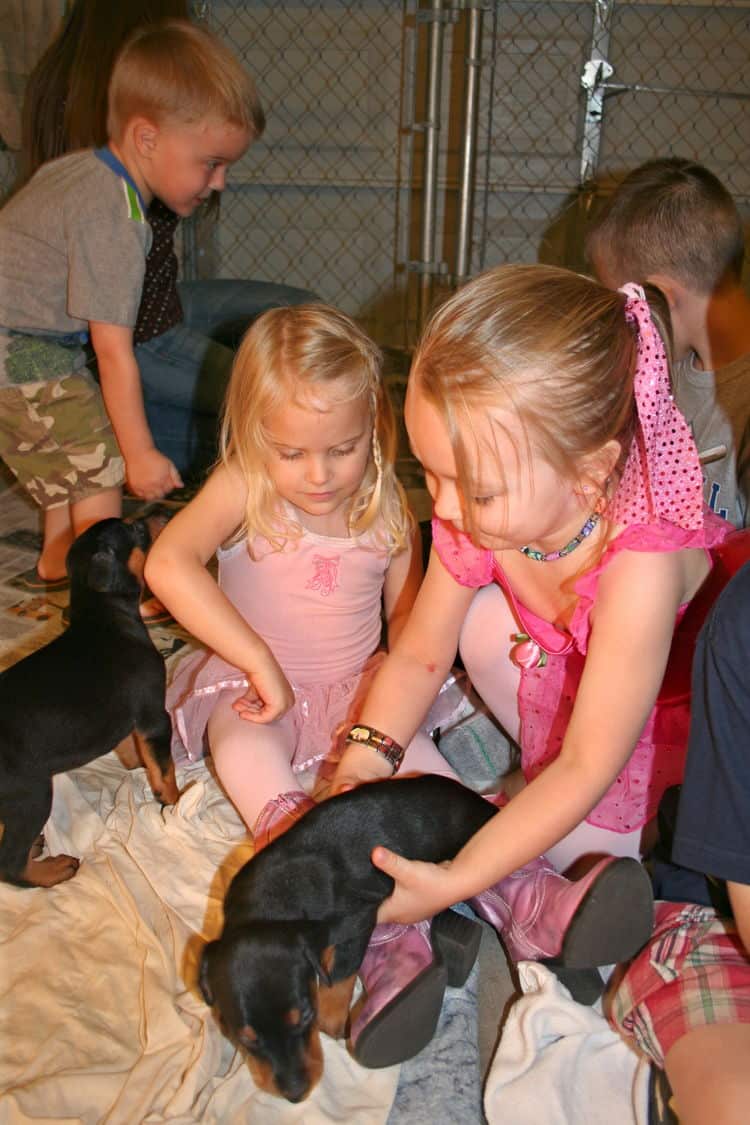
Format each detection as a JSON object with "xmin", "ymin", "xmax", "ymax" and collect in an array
[{"xmin": 345, "ymin": 724, "xmax": 405, "ymax": 772}]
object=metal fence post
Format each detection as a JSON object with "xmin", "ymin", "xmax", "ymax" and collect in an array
[
  {"xmin": 415, "ymin": 0, "xmax": 448, "ymax": 332},
  {"xmin": 454, "ymin": 0, "xmax": 484, "ymax": 286},
  {"xmin": 579, "ymin": 0, "xmax": 615, "ymax": 186}
]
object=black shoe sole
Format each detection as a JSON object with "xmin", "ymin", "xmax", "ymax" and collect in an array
[
  {"xmin": 556, "ymin": 857, "xmax": 654, "ymax": 968},
  {"xmin": 431, "ymin": 907, "xmax": 483, "ymax": 986},
  {"xmin": 351, "ymin": 910, "xmax": 482, "ymax": 1069}
]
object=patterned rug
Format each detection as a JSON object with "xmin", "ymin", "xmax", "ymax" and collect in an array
[{"xmin": 0, "ymin": 481, "xmax": 196, "ymax": 672}]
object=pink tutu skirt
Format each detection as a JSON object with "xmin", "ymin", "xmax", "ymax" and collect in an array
[{"xmin": 167, "ymin": 648, "xmax": 389, "ymax": 772}]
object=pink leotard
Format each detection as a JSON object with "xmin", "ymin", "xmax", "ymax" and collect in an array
[
  {"xmin": 168, "ymin": 519, "xmax": 392, "ymax": 771},
  {"xmin": 432, "ymin": 512, "xmax": 739, "ymax": 832}
]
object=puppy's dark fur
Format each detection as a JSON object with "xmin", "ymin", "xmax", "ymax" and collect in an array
[
  {"xmin": 200, "ymin": 774, "xmax": 497, "ymax": 1102},
  {"xmin": 0, "ymin": 518, "xmax": 178, "ymax": 887}
]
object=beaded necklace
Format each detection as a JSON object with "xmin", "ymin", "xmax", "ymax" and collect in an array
[{"xmin": 519, "ymin": 512, "xmax": 601, "ymax": 563}]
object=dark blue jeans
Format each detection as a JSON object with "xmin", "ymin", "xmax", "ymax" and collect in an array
[{"xmin": 136, "ymin": 278, "xmax": 315, "ymax": 478}]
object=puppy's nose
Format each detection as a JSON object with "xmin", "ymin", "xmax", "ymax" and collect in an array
[{"xmin": 280, "ymin": 1074, "xmax": 309, "ymax": 1104}]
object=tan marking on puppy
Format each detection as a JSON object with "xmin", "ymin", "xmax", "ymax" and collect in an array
[
  {"xmin": 318, "ymin": 974, "xmax": 358, "ymax": 1039},
  {"xmin": 113, "ymin": 733, "xmax": 141, "ymax": 769},
  {"xmin": 238, "ymin": 1023, "xmax": 324, "ymax": 1101},
  {"xmin": 301, "ymin": 1026, "xmax": 324, "ymax": 1096},
  {"xmin": 133, "ymin": 730, "xmax": 179, "ymax": 805},
  {"xmin": 127, "ymin": 546, "xmax": 147, "ymax": 584}
]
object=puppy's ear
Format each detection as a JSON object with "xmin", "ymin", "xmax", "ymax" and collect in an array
[
  {"xmin": 300, "ymin": 925, "xmax": 334, "ymax": 986},
  {"xmin": 199, "ymin": 940, "xmax": 220, "ymax": 1005},
  {"xmin": 87, "ymin": 548, "xmax": 118, "ymax": 592}
]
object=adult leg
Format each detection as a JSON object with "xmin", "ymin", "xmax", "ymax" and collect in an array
[{"xmin": 177, "ymin": 278, "xmax": 317, "ymax": 349}]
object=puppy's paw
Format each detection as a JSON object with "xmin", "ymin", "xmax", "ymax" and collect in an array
[{"xmin": 22, "ymin": 854, "xmax": 80, "ymax": 887}]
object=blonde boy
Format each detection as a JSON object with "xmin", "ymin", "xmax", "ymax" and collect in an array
[
  {"xmin": 0, "ymin": 20, "xmax": 263, "ymax": 583},
  {"xmin": 586, "ymin": 158, "xmax": 750, "ymax": 527}
]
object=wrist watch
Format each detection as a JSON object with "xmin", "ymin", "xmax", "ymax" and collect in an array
[{"xmin": 346, "ymin": 724, "xmax": 405, "ymax": 772}]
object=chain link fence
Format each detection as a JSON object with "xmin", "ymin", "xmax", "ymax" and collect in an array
[
  {"xmin": 191, "ymin": 1, "xmax": 749, "ymax": 349},
  {"xmin": 1, "ymin": 1, "xmax": 748, "ymax": 351}
]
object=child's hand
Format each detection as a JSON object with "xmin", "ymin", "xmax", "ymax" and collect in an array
[
  {"xmin": 126, "ymin": 449, "xmax": 183, "ymax": 500},
  {"xmin": 330, "ymin": 745, "xmax": 395, "ymax": 795},
  {"xmin": 372, "ymin": 847, "xmax": 458, "ymax": 925},
  {"xmin": 231, "ymin": 657, "xmax": 295, "ymax": 724}
]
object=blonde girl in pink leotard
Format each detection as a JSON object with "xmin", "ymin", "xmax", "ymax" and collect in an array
[
  {"xmin": 146, "ymin": 302, "xmax": 481, "ymax": 1065},
  {"xmin": 147, "ymin": 303, "xmax": 455, "ymax": 822}
]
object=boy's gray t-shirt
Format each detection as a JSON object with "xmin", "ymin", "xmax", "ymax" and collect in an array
[
  {"xmin": 0, "ymin": 149, "xmax": 151, "ymax": 386},
  {"xmin": 674, "ymin": 352, "xmax": 750, "ymax": 528}
]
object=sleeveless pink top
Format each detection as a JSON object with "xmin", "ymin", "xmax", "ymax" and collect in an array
[
  {"xmin": 432, "ymin": 512, "xmax": 736, "ymax": 832},
  {"xmin": 168, "ymin": 520, "xmax": 392, "ymax": 767}
]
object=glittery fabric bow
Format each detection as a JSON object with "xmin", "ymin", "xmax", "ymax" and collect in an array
[{"xmin": 608, "ymin": 284, "xmax": 704, "ymax": 531}]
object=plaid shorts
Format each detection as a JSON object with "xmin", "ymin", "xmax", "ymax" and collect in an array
[
  {"xmin": 608, "ymin": 900, "xmax": 750, "ymax": 1067},
  {"xmin": 0, "ymin": 370, "xmax": 124, "ymax": 509}
]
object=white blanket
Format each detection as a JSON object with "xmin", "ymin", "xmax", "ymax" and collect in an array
[
  {"xmin": 484, "ymin": 961, "xmax": 650, "ymax": 1125},
  {"xmin": 0, "ymin": 754, "xmax": 399, "ymax": 1123}
]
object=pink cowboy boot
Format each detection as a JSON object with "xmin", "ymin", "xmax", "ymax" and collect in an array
[
  {"xmin": 470, "ymin": 855, "xmax": 653, "ymax": 1002},
  {"xmin": 252, "ymin": 790, "xmax": 316, "ymax": 851},
  {"xmin": 350, "ymin": 909, "xmax": 482, "ymax": 1069}
]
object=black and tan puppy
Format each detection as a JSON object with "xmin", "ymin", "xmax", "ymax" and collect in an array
[
  {"xmin": 0, "ymin": 517, "xmax": 179, "ymax": 887},
  {"xmin": 199, "ymin": 774, "xmax": 497, "ymax": 1103}
]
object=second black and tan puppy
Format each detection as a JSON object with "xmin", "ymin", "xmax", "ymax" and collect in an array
[
  {"xmin": 0, "ymin": 517, "xmax": 179, "ymax": 887},
  {"xmin": 199, "ymin": 774, "xmax": 497, "ymax": 1102}
]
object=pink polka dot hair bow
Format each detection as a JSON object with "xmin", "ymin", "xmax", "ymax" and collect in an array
[{"xmin": 608, "ymin": 283, "xmax": 704, "ymax": 532}]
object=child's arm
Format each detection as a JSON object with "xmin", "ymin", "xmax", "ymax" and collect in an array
[
  {"xmin": 382, "ymin": 521, "xmax": 423, "ymax": 649},
  {"xmin": 332, "ymin": 546, "xmax": 476, "ymax": 788},
  {"xmin": 372, "ymin": 549, "xmax": 691, "ymax": 922},
  {"xmin": 144, "ymin": 463, "xmax": 295, "ymax": 723},
  {"xmin": 89, "ymin": 322, "xmax": 182, "ymax": 500},
  {"xmin": 728, "ymin": 885, "xmax": 750, "ymax": 954}
]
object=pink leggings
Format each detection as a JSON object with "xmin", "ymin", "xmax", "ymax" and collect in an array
[
  {"xmin": 458, "ymin": 583, "xmax": 643, "ymax": 870},
  {"xmin": 207, "ymin": 687, "xmax": 458, "ymax": 830}
]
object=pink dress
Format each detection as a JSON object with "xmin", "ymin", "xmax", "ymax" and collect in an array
[
  {"xmin": 168, "ymin": 521, "xmax": 392, "ymax": 771},
  {"xmin": 432, "ymin": 512, "xmax": 745, "ymax": 833}
]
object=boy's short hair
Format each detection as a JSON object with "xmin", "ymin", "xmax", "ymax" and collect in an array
[
  {"xmin": 586, "ymin": 158, "xmax": 745, "ymax": 294},
  {"xmin": 107, "ymin": 19, "xmax": 265, "ymax": 142}
]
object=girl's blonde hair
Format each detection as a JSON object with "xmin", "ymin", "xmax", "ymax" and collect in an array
[
  {"xmin": 412, "ymin": 263, "xmax": 672, "ymax": 539},
  {"xmin": 220, "ymin": 303, "xmax": 411, "ymax": 554},
  {"xmin": 107, "ymin": 19, "xmax": 265, "ymax": 141}
]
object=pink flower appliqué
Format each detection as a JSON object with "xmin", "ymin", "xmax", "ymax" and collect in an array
[
  {"xmin": 509, "ymin": 632, "xmax": 548, "ymax": 669},
  {"xmin": 306, "ymin": 554, "xmax": 341, "ymax": 597}
]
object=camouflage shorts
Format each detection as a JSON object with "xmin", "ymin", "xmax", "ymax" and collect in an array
[{"xmin": 0, "ymin": 370, "xmax": 124, "ymax": 509}]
